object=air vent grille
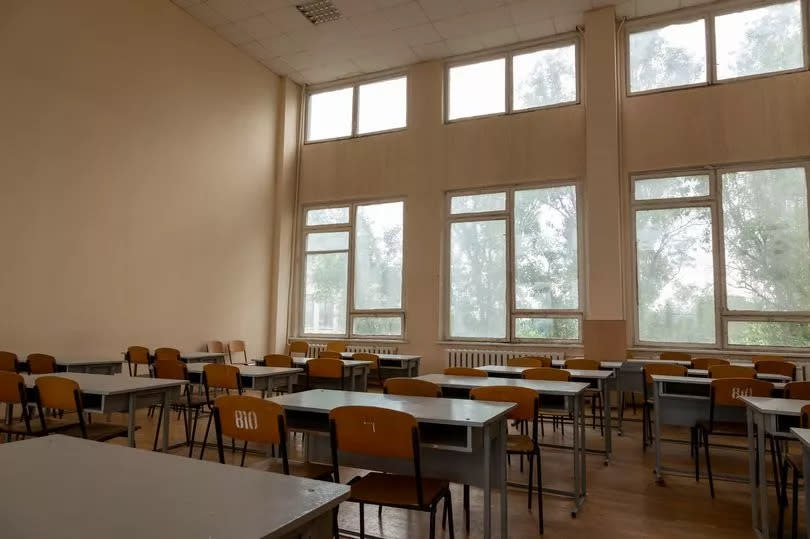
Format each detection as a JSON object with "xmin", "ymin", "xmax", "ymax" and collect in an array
[{"xmin": 296, "ymin": 0, "xmax": 341, "ymax": 25}]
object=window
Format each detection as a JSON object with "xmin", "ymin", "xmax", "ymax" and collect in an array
[
  {"xmin": 446, "ymin": 38, "xmax": 579, "ymax": 121},
  {"xmin": 305, "ymin": 75, "xmax": 407, "ymax": 142},
  {"xmin": 632, "ymin": 162, "xmax": 810, "ymax": 349},
  {"xmin": 301, "ymin": 200, "xmax": 404, "ymax": 338},
  {"xmin": 627, "ymin": 0, "xmax": 807, "ymax": 94},
  {"xmin": 446, "ymin": 184, "xmax": 582, "ymax": 342}
]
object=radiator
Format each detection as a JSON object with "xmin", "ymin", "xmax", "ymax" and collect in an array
[
  {"xmin": 308, "ymin": 343, "xmax": 398, "ymax": 356},
  {"xmin": 446, "ymin": 349, "xmax": 566, "ymax": 368}
]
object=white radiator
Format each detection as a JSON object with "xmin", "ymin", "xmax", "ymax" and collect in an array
[
  {"xmin": 308, "ymin": 343, "xmax": 398, "ymax": 356},
  {"xmin": 446, "ymin": 349, "xmax": 566, "ymax": 368}
]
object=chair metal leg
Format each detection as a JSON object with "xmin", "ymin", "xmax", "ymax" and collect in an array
[
  {"xmin": 199, "ymin": 412, "xmax": 213, "ymax": 460},
  {"xmin": 527, "ymin": 452, "xmax": 534, "ymax": 510},
  {"xmin": 188, "ymin": 407, "xmax": 200, "ymax": 458},
  {"xmin": 152, "ymin": 403, "xmax": 163, "ymax": 451},
  {"xmin": 695, "ymin": 427, "xmax": 700, "ymax": 482},
  {"xmin": 359, "ymin": 502, "xmax": 365, "ymax": 539},
  {"xmin": 378, "ymin": 505, "xmax": 382, "ymax": 519},
  {"xmin": 446, "ymin": 491, "xmax": 455, "ymax": 539},
  {"xmin": 464, "ymin": 484, "xmax": 470, "ymax": 532},
  {"xmin": 429, "ymin": 504, "xmax": 436, "ymax": 539},
  {"xmin": 792, "ymin": 467, "xmax": 799, "ymax": 539},
  {"xmin": 703, "ymin": 429, "xmax": 714, "ymax": 498},
  {"xmin": 537, "ymin": 448, "xmax": 544, "ymax": 535}
]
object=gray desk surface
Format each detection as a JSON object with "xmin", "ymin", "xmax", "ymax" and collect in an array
[
  {"xmin": 21, "ymin": 372, "xmax": 186, "ymax": 395},
  {"xmin": 50, "ymin": 357, "xmax": 124, "ymax": 366},
  {"xmin": 185, "ymin": 364, "xmax": 302, "ymax": 377},
  {"xmin": 550, "ymin": 359, "xmax": 623, "ymax": 369},
  {"xmin": 652, "ymin": 374, "xmax": 786, "ymax": 391},
  {"xmin": 417, "ymin": 373, "xmax": 588, "ymax": 396},
  {"xmin": 181, "ymin": 352, "xmax": 226, "ymax": 360},
  {"xmin": 0, "ymin": 435, "xmax": 349, "ymax": 539},
  {"xmin": 295, "ymin": 358, "xmax": 372, "ymax": 368},
  {"xmin": 742, "ymin": 396, "xmax": 810, "ymax": 415},
  {"xmin": 476, "ymin": 365, "xmax": 613, "ymax": 379},
  {"xmin": 790, "ymin": 427, "xmax": 810, "ymax": 447},
  {"xmin": 341, "ymin": 353, "xmax": 421, "ymax": 360},
  {"xmin": 269, "ymin": 389, "xmax": 514, "ymax": 428},
  {"xmin": 686, "ymin": 368, "xmax": 790, "ymax": 381},
  {"xmin": 626, "ymin": 358, "xmax": 693, "ymax": 367}
]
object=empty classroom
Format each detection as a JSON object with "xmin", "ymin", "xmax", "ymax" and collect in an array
[{"xmin": 3, "ymin": 0, "xmax": 810, "ymax": 537}]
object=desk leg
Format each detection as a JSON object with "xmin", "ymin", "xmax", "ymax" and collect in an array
[
  {"xmin": 653, "ymin": 381, "xmax": 662, "ymax": 482},
  {"xmin": 483, "ymin": 422, "xmax": 492, "ymax": 539},
  {"xmin": 615, "ymin": 369, "xmax": 623, "ymax": 435},
  {"xmin": 287, "ymin": 374, "xmax": 293, "ymax": 394},
  {"xmin": 579, "ymin": 392, "xmax": 586, "ymax": 498},
  {"xmin": 499, "ymin": 418, "xmax": 508, "ymax": 539},
  {"xmin": 747, "ymin": 407, "xmax": 759, "ymax": 532},
  {"xmin": 4, "ymin": 404, "xmax": 12, "ymax": 443},
  {"xmin": 127, "ymin": 393, "xmax": 136, "ymax": 448},
  {"xmin": 757, "ymin": 410, "xmax": 769, "ymax": 538},
  {"xmin": 602, "ymin": 379, "xmax": 612, "ymax": 463},
  {"xmin": 161, "ymin": 390, "xmax": 170, "ymax": 451},
  {"xmin": 571, "ymin": 394, "xmax": 582, "ymax": 516}
]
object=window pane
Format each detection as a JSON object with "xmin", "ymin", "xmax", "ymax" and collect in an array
[
  {"xmin": 450, "ymin": 220, "xmax": 507, "ymax": 338},
  {"xmin": 450, "ymin": 193, "xmax": 506, "ymax": 214},
  {"xmin": 306, "ymin": 232, "xmax": 349, "ymax": 252},
  {"xmin": 307, "ymin": 87, "xmax": 353, "ymax": 142},
  {"xmin": 634, "ymin": 175, "xmax": 711, "ymax": 200},
  {"xmin": 728, "ymin": 321, "xmax": 810, "ymax": 348},
  {"xmin": 306, "ymin": 207, "xmax": 349, "ymax": 226},
  {"xmin": 448, "ymin": 58, "xmax": 506, "ymax": 120},
  {"xmin": 303, "ymin": 252, "xmax": 347, "ymax": 334},
  {"xmin": 715, "ymin": 0, "xmax": 804, "ymax": 80},
  {"xmin": 636, "ymin": 207, "xmax": 716, "ymax": 343},
  {"xmin": 352, "ymin": 316, "xmax": 402, "ymax": 336},
  {"xmin": 354, "ymin": 202, "xmax": 403, "ymax": 309},
  {"xmin": 357, "ymin": 77, "xmax": 407, "ymax": 135},
  {"xmin": 722, "ymin": 167, "xmax": 810, "ymax": 312},
  {"xmin": 515, "ymin": 318, "xmax": 580, "ymax": 340},
  {"xmin": 628, "ymin": 19, "xmax": 707, "ymax": 93},
  {"xmin": 513, "ymin": 44, "xmax": 577, "ymax": 111},
  {"xmin": 514, "ymin": 186, "xmax": 578, "ymax": 309}
]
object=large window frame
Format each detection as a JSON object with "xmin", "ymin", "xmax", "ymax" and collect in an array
[
  {"xmin": 298, "ymin": 198, "xmax": 406, "ymax": 340},
  {"xmin": 304, "ymin": 73, "xmax": 408, "ymax": 144},
  {"xmin": 624, "ymin": 0, "xmax": 810, "ymax": 96},
  {"xmin": 630, "ymin": 160, "xmax": 810, "ymax": 351},
  {"xmin": 444, "ymin": 34, "xmax": 581, "ymax": 124},
  {"xmin": 443, "ymin": 182, "xmax": 584, "ymax": 344}
]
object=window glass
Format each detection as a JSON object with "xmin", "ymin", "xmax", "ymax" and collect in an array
[
  {"xmin": 352, "ymin": 316, "xmax": 403, "ymax": 336},
  {"xmin": 306, "ymin": 87, "xmax": 353, "ymax": 142},
  {"xmin": 357, "ymin": 77, "xmax": 407, "ymax": 135},
  {"xmin": 634, "ymin": 175, "xmax": 711, "ymax": 200},
  {"xmin": 450, "ymin": 193, "xmax": 507, "ymax": 214},
  {"xmin": 513, "ymin": 44, "xmax": 577, "ymax": 110},
  {"xmin": 727, "ymin": 320, "xmax": 810, "ymax": 348},
  {"xmin": 447, "ymin": 58, "xmax": 506, "ymax": 120},
  {"xmin": 303, "ymin": 252, "xmax": 348, "ymax": 334},
  {"xmin": 354, "ymin": 202, "xmax": 403, "ymax": 310},
  {"xmin": 515, "ymin": 318, "xmax": 580, "ymax": 340},
  {"xmin": 628, "ymin": 19, "xmax": 707, "ymax": 92},
  {"xmin": 306, "ymin": 207, "xmax": 349, "ymax": 226},
  {"xmin": 306, "ymin": 232, "xmax": 349, "ymax": 252}
]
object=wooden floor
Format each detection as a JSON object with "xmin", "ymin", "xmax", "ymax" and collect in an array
[{"xmin": 18, "ymin": 396, "xmax": 805, "ymax": 538}]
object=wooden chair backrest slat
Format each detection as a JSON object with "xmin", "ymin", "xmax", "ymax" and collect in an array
[
  {"xmin": 522, "ymin": 367, "xmax": 570, "ymax": 382},
  {"xmin": 326, "ymin": 341, "xmax": 347, "ymax": 353},
  {"xmin": 384, "ymin": 378, "xmax": 442, "ymax": 398},
  {"xmin": 154, "ymin": 348, "xmax": 180, "ymax": 363},
  {"xmin": 709, "ymin": 365, "xmax": 755, "ymax": 379},
  {"xmin": 802, "ymin": 403, "xmax": 810, "ymax": 429},
  {"xmin": 308, "ymin": 358, "xmax": 343, "ymax": 379},
  {"xmin": 691, "ymin": 357, "xmax": 729, "ymax": 370},
  {"xmin": 27, "ymin": 354, "xmax": 56, "ymax": 374},
  {"xmin": 263, "ymin": 354, "xmax": 293, "ymax": 368},
  {"xmin": 785, "ymin": 381, "xmax": 810, "ymax": 400},
  {"xmin": 507, "ymin": 357, "xmax": 551, "ymax": 368},
  {"xmin": 330, "ymin": 405, "xmax": 417, "ymax": 459},
  {"xmin": 755, "ymin": 360, "xmax": 795, "ymax": 378},
  {"xmin": 203, "ymin": 364, "xmax": 240, "ymax": 390},
  {"xmin": 0, "ymin": 351, "xmax": 17, "ymax": 372},
  {"xmin": 288, "ymin": 341, "xmax": 308, "ymax": 355},
  {"xmin": 126, "ymin": 346, "xmax": 150, "ymax": 366},
  {"xmin": 35, "ymin": 376, "xmax": 80, "ymax": 411},
  {"xmin": 444, "ymin": 367, "xmax": 487, "ymax": 377},
  {"xmin": 353, "ymin": 353, "xmax": 380, "ymax": 369},
  {"xmin": 214, "ymin": 395, "xmax": 284, "ymax": 444},
  {"xmin": 0, "ymin": 372, "xmax": 25, "ymax": 404},
  {"xmin": 711, "ymin": 378, "xmax": 773, "ymax": 407},
  {"xmin": 660, "ymin": 351, "xmax": 692, "ymax": 361},
  {"xmin": 470, "ymin": 385, "xmax": 537, "ymax": 422},
  {"xmin": 753, "ymin": 355, "xmax": 785, "ymax": 364},
  {"xmin": 564, "ymin": 359, "xmax": 599, "ymax": 370},
  {"xmin": 153, "ymin": 359, "xmax": 188, "ymax": 381},
  {"xmin": 318, "ymin": 350, "xmax": 342, "ymax": 359},
  {"xmin": 207, "ymin": 341, "xmax": 226, "ymax": 354},
  {"xmin": 644, "ymin": 364, "xmax": 688, "ymax": 384}
]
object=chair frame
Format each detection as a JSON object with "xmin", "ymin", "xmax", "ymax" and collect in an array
[{"xmin": 195, "ymin": 365, "xmax": 243, "ymax": 459}]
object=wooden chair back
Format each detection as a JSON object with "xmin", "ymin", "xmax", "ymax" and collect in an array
[
  {"xmin": 0, "ymin": 372, "xmax": 25, "ymax": 405},
  {"xmin": 0, "ymin": 351, "xmax": 17, "ymax": 372},
  {"xmin": 644, "ymin": 363, "xmax": 688, "ymax": 384},
  {"xmin": 308, "ymin": 358, "xmax": 343, "ymax": 379},
  {"xmin": 444, "ymin": 367, "xmax": 487, "ymax": 377},
  {"xmin": 384, "ymin": 378, "xmax": 442, "ymax": 398},
  {"xmin": 522, "ymin": 367, "xmax": 570, "ymax": 381},
  {"xmin": 288, "ymin": 341, "xmax": 309, "ymax": 356},
  {"xmin": 470, "ymin": 386, "xmax": 538, "ymax": 422},
  {"xmin": 207, "ymin": 341, "xmax": 226, "ymax": 354},
  {"xmin": 753, "ymin": 355, "xmax": 785, "ymax": 364},
  {"xmin": 710, "ymin": 378, "xmax": 773, "ymax": 408},
  {"xmin": 154, "ymin": 347, "xmax": 180, "ymax": 363},
  {"xmin": 564, "ymin": 358, "xmax": 599, "ymax": 370},
  {"xmin": 203, "ymin": 364, "xmax": 241, "ymax": 391},
  {"xmin": 785, "ymin": 382, "xmax": 810, "ymax": 400},
  {"xmin": 691, "ymin": 357, "xmax": 729, "ymax": 370},
  {"xmin": 126, "ymin": 346, "xmax": 150, "ymax": 365},
  {"xmin": 318, "ymin": 350, "xmax": 342, "ymax": 359},
  {"xmin": 153, "ymin": 359, "xmax": 188, "ymax": 381},
  {"xmin": 263, "ymin": 354, "xmax": 293, "ymax": 368},
  {"xmin": 755, "ymin": 360, "xmax": 795, "ymax": 379},
  {"xmin": 27, "ymin": 354, "xmax": 55, "ymax": 374},
  {"xmin": 228, "ymin": 340, "xmax": 247, "ymax": 364},
  {"xmin": 802, "ymin": 404, "xmax": 810, "ymax": 428},
  {"xmin": 330, "ymin": 406, "xmax": 417, "ymax": 459},
  {"xmin": 507, "ymin": 357, "xmax": 551, "ymax": 368},
  {"xmin": 35, "ymin": 376, "xmax": 80, "ymax": 411},
  {"xmin": 214, "ymin": 395, "xmax": 285, "ymax": 445},
  {"xmin": 709, "ymin": 365, "xmax": 755, "ymax": 379},
  {"xmin": 660, "ymin": 351, "xmax": 692, "ymax": 361},
  {"xmin": 326, "ymin": 341, "xmax": 347, "ymax": 353},
  {"xmin": 353, "ymin": 353, "xmax": 379, "ymax": 369}
]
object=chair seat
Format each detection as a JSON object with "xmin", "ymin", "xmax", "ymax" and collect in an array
[
  {"xmin": 58, "ymin": 422, "xmax": 134, "ymax": 442},
  {"xmin": 349, "ymin": 472, "xmax": 448, "ymax": 507},
  {"xmin": 696, "ymin": 420, "xmax": 748, "ymax": 436},
  {"xmin": 507, "ymin": 434, "xmax": 536, "ymax": 453},
  {"xmin": 250, "ymin": 459, "xmax": 333, "ymax": 480},
  {"xmin": 1, "ymin": 416, "xmax": 77, "ymax": 435}
]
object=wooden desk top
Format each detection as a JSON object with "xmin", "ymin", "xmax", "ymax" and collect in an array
[
  {"xmin": 51, "ymin": 357, "xmax": 124, "ymax": 366},
  {"xmin": 742, "ymin": 396, "xmax": 810, "ymax": 416},
  {"xmin": 294, "ymin": 358, "xmax": 372, "ymax": 368},
  {"xmin": 185, "ymin": 364, "xmax": 302, "ymax": 377},
  {"xmin": 269, "ymin": 389, "xmax": 514, "ymax": 427},
  {"xmin": 790, "ymin": 427, "xmax": 810, "ymax": 448},
  {"xmin": 181, "ymin": 352, "xmax": 226, "ymax": 360},
  {"xmin": 341, "ymin": 353, "xmax": 421, "ymax": 361},
  {"xmin": 0, "ymin": 435, "xmax": 349, "ymax": 539},
  {"xmin": 21, "ymin": 372, "xmax": 186, "ymax": 395},
  {"xmin": 476, "ymin": 365, "xmax": 613, "ymax": 380},
  {"xmin": 417, "ymin": 374, "xmax": 589, "ymax": 396}
]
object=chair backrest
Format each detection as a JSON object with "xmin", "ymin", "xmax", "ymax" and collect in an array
[
  {"xmin": 522, "ymin": 367, "xmax": 570, "ymax": 381},
  {"xmin": 153, "ymin": 359, "xmax": 188, "ymax": 381},
  {"xmin": 353, "ymin": 352, "xmax": 379, "ymax": 369},
  {"xmin": 0, "ymin": 372, "xmax": 25, "ymax": 405},
  {"xmin": 326, "ymin": 341, "xmax": 347, "ymax": 353},
  {"xmin": 644, "ymin": 363, "xmax": 688, "ymax": 384},
  {"xmin": 785, "ymin": 381, "xmax": 810, "ymax": 400},
  {"xmin": 214, "ymin": 395, "xmax": 285, "ymax": 445},
  {"xmin": 228, "ymin": 340, "xmax": 248, "ymax": 364},
  {"xmin": 507, "ymin": 357, "xmax": 551, "ymax": 368},
  {"xmin": 691, "ymin": 357, "xmax": 729, "ymax": 370},
  {"xmin": 330, "ymin": 406, "xmax": 417, "ymax": 459},
  {"xmin": 203, "ymin": 364, "xmax": 241, "ymax": 391},
  {"xmin": 470, "ymin": 385, "xmax": 538, "ymax": 422},
  {"xmin": 709, "ymin": 365, "xmax": 755, "ymax": 379},
  {"xmin": 660, "ymin": 351, "xmax": 692, "ymax": 361},
  {"xmin": 755, "ymin": 360, "xmax": 795, "ymax": 379},
  {"xmin": 802, "ymin": 404, "xmax": 810, "ymax": 428},
  {"xmin": 154, "ymin": 347, "xmax": 180, "ymax": 363},
  {"xmin": 263, "ymin": 354, "xmax": 293, "ymax": 368},
  {"xmin": 384, "ymin": 378, "xmax": 442, "ymax": 398},
  {"xmin": 318, "ymin": 350, "xmax": 342, "ymax": 359},
  {"xmin": 0, "ymin": 351, "xmax": 17, "ymax": 372},
  {"xmin": 27, "ymin": 354, "xmax": 56, "ymax": 374},
  {"xmin": 207, "ymin": 341, "xmax": 226, "ymax": 354},
  {"xmin": 288, "ymin": 341, "xmax": 309, "ymax": 356},
  {"xmin": 753, "ymin": 355, "xmax": 785, "ymax": 364},
  {"xmin": 126, "ymin": 346, "xmax": 150, "ymax": 366},
  {"xmin": 35, "ymin": 376, "xmax": 81, "ymax": 411},
  {"xmin": 564, "ymin": 358, "xmax": 599, "ymax": 370},
  {"xmin": 308, "ymin": 358, "xmax": 343, "ymax": 379},
  {"xmin": 710, "ymin": 378, "xmax": 773, "ymax": 409},
  {"xmin": 444, "ymin": 367, "xmax": 487, "ymax": 377}
]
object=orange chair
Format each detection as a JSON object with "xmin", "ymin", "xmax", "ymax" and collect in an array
[
  {"xmin": 660, "ymin": 351, "xmax": 692, "ymax": 362},
  {"xmin": 471, "ymin": 386, "xmax": 543, "ymax": 534},
  {"xmin": 755, "ymin": 360, "xmax": 796, "ymax": 380},
  {"xmin": 784, "ymin": 382, "xmax": 810, "ymax": 400},
  {"xmin": 642, "ymin": 364, "xmax": 688, "ymax": 450},
  {"xmin": 228, "ymin": 340, "xmax": 248, "ymax": 365},
  {"xmin": 207, "ymin": 340, "xmax": 228, "ymax": 362},
  {"xmin": 326, "ymin": 341, "xmax": 347, "ymax": 353},
  {"xmin": 384, "ymin": 378, "xmax": 442, "ymax": 398},
  {"xmin": 154, "ymin": 347, "xmax": 180, "ymax": 363},
  {"xmin": 306, "ymin": 358, "xmax": 345, "ymax": 390},
  {"xmin": 196, "ymin": 364, "xmax": 242, "ymax": 459},
  {"xmin": 444, "ymin": 367, "xmax": 487, "ymax": 377},
  {"xmin": 709, "ymin": 365, "xmax": 755, "ymax": 379},
  {"xmin": 288, "ymin": 341, "xmax": 309, "ymax": 356},
  {"xmin": 318, "ymin": 350, "xmax": 342, "ymax": 359},
  {"xmin": 695, "ymin": 378, "xmax": 773, "ymax": 497},
  {"xmin": 523, "ymin": 367, "xmax": 571, "ymax": 436},
  {"xmin": 691, "ymin": 357, "xmax": 729, "ymax": 370},
  {"xmin": 354, "ymin": 353, "xmax": 383, "ymax": 387},
  {"xmin": 34, "ymin": 376, "xmax": 131, "ymax": 442},
  {"xmin": 262, "ymin": 354, "xmax": 293, "ymax": 368},
  {"xmin": 565, "ymin": 359, "xmax": 604, "ymax": 434},
  {"xmin": 151, "ymin": 359, "xmax": 207, "ymax": 452},
  {"xmin": 27, "ymin": 354, "xmax": 55, "ymax": 374},
  {"xmin": 507, "ymin": 357, "xmax": 552, "ymax": 368},
  {"xmin": 754, "ymin": 355, "xmax": 786, "ymax": 364},
  {"xmin": 0, "ymin": 372, "xmax": 36, "ymax": 441},
  {"xmin": 213, "ymin": 395, "xmax": 333, "ymax": 480},
  {"xmin": 329, "ymin": 406, "xmax": 455, "ymax": 539},
  {"xmin": 125, "ymin": 346, "xmax": 150, "ymax": 377},
  {"xmin": 0, "ymin": 351, "xmax": 18, "ymax": 372}
]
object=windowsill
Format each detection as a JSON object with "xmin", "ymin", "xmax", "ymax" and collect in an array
[
  {"xmin": 294, "ymin": 337, "xmax": 409, "ymax": 344},
  {"xmin": 629, "ymin": 346, "xmax": 810, "ymax": 360},
  {"xmin": 437, "ymin": 341, "xmax": 583, "ymax": 349}
]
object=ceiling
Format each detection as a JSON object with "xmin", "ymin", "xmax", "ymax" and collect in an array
[{"xmin": 173, "ymin": 0, "xmax": 715, "ymax": 85}]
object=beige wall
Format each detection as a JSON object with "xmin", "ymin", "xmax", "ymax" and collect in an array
[{"xmin": 0, "ymin": 0, "xmax": 282, "ymax": 359}]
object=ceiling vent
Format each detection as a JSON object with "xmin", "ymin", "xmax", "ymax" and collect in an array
[{"xmin": 296, "ymin": 0, "xmax": 342, "ymax": 25}]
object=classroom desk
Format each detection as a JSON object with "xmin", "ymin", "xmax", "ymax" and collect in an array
[
  {"xmin": 0, "ymin": 435, "xmax": 349, "ymax": 539},
  {"xmin": 21, "ymin": 372, "xmax": 185, "ymax": 450},
  {"xmin": 340, "ymin": 352, "xmax": 421, "ymax": 377},
  {"xmin": 269, "ymin": 389, "xmax": 513, "ymax": 539},
  {"xmin": 180, "ymin": 352, "xmax": 226, "ymax": 364},
  {"xmin": 416, "ymin": 373, "xmax": 589, "ymax": 516},
  {"xmin": 743, "ymin": 397, "xmax": 810, "ymax": 539},
  {"xmin": 51, "ymin": 357, "xmax": 123, "ymax": 375},
  {"xmin": 652, "ymin": 375, "xmax": 786, "ymax": 483},
  {"xmin": 293, "ymin": 358, "xmax": 370, "ymax": 391},
  {"xmin": 687, "ymin": 369, "xmax": 791, "ymax": 381},
  {"xmin": 186, "ymin": 363, "xmax": 302, "ymax": 397},
  {"xmin": 476, "ymin": 364, "xmax": 614, "ymax": 461},
  {"xmin": 790, "ymin": 427, "xmax": 810, "ymax": 539}
]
